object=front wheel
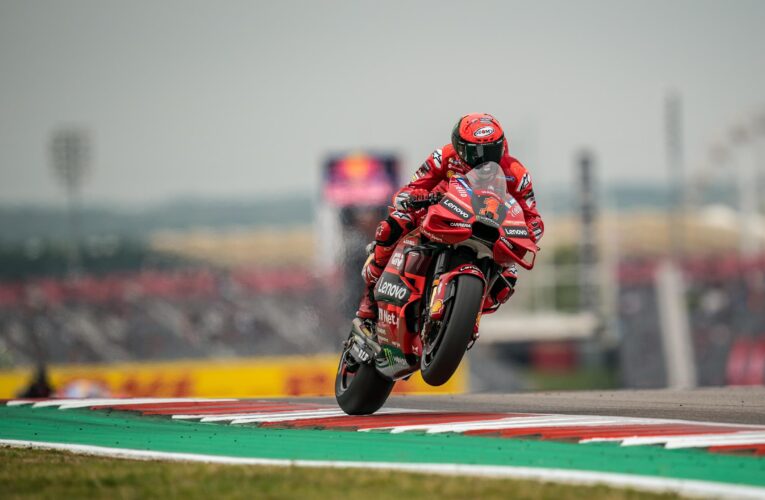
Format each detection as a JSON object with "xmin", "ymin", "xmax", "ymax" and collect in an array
[
  {"xmin": 335, "ymin": 342, "xmax": 395, "ymax": 415},
  {"xmin": 421, "ymin": 275, "xmax": 484, "ymax": 386}
]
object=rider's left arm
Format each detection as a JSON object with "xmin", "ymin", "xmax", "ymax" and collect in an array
[{"xmin": 505, "ymin": 158, "xmax": 544, "ymax": 243}]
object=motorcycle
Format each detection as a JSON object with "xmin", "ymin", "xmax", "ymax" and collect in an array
[{"xmin": 335, "ymin": 161, "xmax": 539, "ymax": 415}]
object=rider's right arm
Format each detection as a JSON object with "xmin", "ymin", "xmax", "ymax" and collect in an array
[{"xmin": 393, "ymin": 147, "xmax": 447, "ymax": 210}]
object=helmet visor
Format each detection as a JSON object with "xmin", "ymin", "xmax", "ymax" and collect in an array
[{"xmin": 460, "ymin": 140, "xmax": 504, "ymax": 166}]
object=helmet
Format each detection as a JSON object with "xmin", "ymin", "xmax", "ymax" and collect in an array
[{"xmin": 451, "ymin": 113, "xmax": 505, "ymax": 167}]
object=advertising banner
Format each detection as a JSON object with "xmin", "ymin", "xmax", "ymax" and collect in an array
[
  {"xmin": 0, "ymin": 355, "xmax": 466, "ymax": 398},
  {"xmin": 322, "ymin": 152, "xmax": 399, "ymax": 208}
]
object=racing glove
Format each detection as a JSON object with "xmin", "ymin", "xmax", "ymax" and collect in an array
[{"xmin": 397, "ymin": 188, "xmax": 430, "ymax": 211}]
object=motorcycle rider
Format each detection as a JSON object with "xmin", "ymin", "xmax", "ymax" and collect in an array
[{"xmin": 356, "ymin": 113, "xmax": 545, "ymax": 320}]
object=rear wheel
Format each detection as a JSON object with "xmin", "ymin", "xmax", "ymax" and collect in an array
[
  {"xmin": 335, "ymin": 340, "xmax": 395, "ymax": 415},
  {"xmin": 421, "ymin": 275, "xmax": 484, "ymax": 386}
]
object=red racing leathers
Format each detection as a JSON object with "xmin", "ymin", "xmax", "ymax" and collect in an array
[{"xmin": 357, "ymin": 143, "xmax": 544, "ymax": 319}]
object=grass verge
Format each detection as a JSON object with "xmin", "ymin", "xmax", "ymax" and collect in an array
[{"xmin": 0, "ymin": 446, "xmax": 679, "ymax": 500}]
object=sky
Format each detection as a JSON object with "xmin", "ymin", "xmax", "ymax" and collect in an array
[{"xmin": 1, "ymin": 0, "xmax": 764, "ymax": 207}]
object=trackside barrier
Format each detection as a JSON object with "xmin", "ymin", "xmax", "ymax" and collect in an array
[
  {"xmin": 0, "ymin": 355, "xmax": 467, "ymax": 399},
  {"xmin": 726, "ymin": 337, "xmax": 765, "ymax": 386}
]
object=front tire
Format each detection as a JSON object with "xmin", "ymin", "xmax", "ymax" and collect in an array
[
  {"xmin": 335, "ymin": 346, "xmax": 394, "ymax": 415},
  {"xmin": 421, "ymin": 275, "xmax": 484, "ymax": 386}
]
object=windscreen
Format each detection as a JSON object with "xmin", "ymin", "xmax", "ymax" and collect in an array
[{"xmin": 461, "ymin": 162, "xmax": 516, "ymax": 227}]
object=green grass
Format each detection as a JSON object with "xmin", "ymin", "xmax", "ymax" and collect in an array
[
  {"xmin": 0, "ymin": 446, "xmax": 679, "ymax": 500},
  {"xmin": 527, "ymin": 368, "xmax": 619, "ymax": 391}
]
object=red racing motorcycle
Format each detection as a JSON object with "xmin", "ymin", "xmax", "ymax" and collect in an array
[{"xmin": 335, "ymin": 162, "xmax": 539, "ymax": 415}]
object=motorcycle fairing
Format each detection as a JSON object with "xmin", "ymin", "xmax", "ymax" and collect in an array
[
  {"xmin": 421, "ymin": 192, "xmax": 474, "ymax": 245},
  {"xmin": 373, "ymin": 229, "xmax": 431, "ymax": 380},
  {"xmin": 422, "ymin": 175, "xmax": 538, "ymax": 268}
]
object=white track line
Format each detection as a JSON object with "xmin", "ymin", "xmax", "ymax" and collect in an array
[
  {"xmin": 2, "ymin": 439, "xmax": 763, "ymax": 500},
  {"xmin": 366, "ymin": 415, "xmax": 668, "ymax": 434},
  {"xmin": 11, "ymin": 398, "xmax": 236, "ymax": 409},
  {"xmin": 583, "ymin": 431, "xmax": 765, "ymax": 448},
  {"xmin": 633, "ymin": 432, "xmax": 765, "ymax": 449},
  {"xmin": 230, "ymin": 412, "xmax": 351, "ymax": 424},
  {"xmin": 228, "ymin": 408, "xmax": 417, "ymax": 425},
  {"xmin": 172, "ymin": 409, "xmax": 341, "ymax": 422},
  {"xmin": 172, "ymin": 407, "xmax": 426, "ymax": 423}
]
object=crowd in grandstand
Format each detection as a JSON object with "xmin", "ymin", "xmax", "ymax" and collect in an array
[
  {"xmin": 0, "ymin": 268, "xmax": 345, "ymax": 366},
  {"xmin": 619, "ymin": 254, "xmax": 765, "ymax": 387}
]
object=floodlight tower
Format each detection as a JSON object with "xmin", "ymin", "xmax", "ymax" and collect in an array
[
  {"xmin": 665, "ymin": 91, "xmax": 685, "ymax": 258},
  {"xmin": 49, "ymin": 128, "xmax": 91, "ymax": 275},
  {"xmin": 729, "ymin": 122, "xmax": 759, "ymax": 257},
  {"xmin": 754, "ymin": 110, "xmax": 765, "ymax": 214}
]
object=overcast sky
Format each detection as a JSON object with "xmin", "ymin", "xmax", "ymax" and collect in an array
[{"xmin": 1, "ymin": 0, "xmax": 764, "ymax": 207}]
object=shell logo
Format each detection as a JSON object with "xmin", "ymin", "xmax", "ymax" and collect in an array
[{"xmin": 431, "ymin": 299, "xmax": 443, "ymax": 314}]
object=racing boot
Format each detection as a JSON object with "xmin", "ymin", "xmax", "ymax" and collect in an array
[{"xmin": 355, "ymin": 254, "xmax": 385, "ymax": 320}]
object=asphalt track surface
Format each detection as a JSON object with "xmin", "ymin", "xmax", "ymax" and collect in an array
[{"xmin": 298, "ymin": 386, "xmax": 765, "ymax": 425}]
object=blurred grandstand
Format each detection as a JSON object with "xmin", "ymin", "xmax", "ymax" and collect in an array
[
  {"xmin": 0, "ymin": 266, "xmax": 341, "ymax": 366},
  {"xmin": 1, "ymin": 181, "xmax": 764, "ymax": 393}
]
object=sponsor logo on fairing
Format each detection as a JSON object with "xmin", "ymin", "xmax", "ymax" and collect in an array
[
  {"xmin": 350, "ymin": 342, "xmax": 370, "ymax": 362},
  {"xmin": 380, "ymin": 346, "xmax": 408, "ymax": 367},
  {"xmin": 473, "ymin": 126, "xmax": 495, "ymax": 138},
  {"xmin": 449, "ymin": 221, "xmax": 472, "ymax": 228},
  {"xmin": 442, "ymin": 198, "xmax": 470, "ymax": 219},
  {"xmin": 421, "ymin": 228, "xmax": 445, "ymax": 242},
  {"xmin": 377, "ymin": 281, "xmax": 409, "ymax": 301},
  {"xmin": 380, "ymin": 309, "xmax": 397, "ymax": 325},
  {"xmin": 504, "ymin": 226, "xmax": 529, "ymax": 238},
  {"xmin": 390, "ymin": 252, "xmax": 404, "ymax": 268},
  {"xmin": 455, "ymin": 178, "xmax": 471, "ymax": 198}
]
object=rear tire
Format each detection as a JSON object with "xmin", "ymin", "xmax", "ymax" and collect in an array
[
  {"xmin": 421, "ymin": 275, "xmax": 484, "ymax": 386},
  {"xmin": 335, "ymin": 349, "xmax": 394, "ymax": 415}
]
